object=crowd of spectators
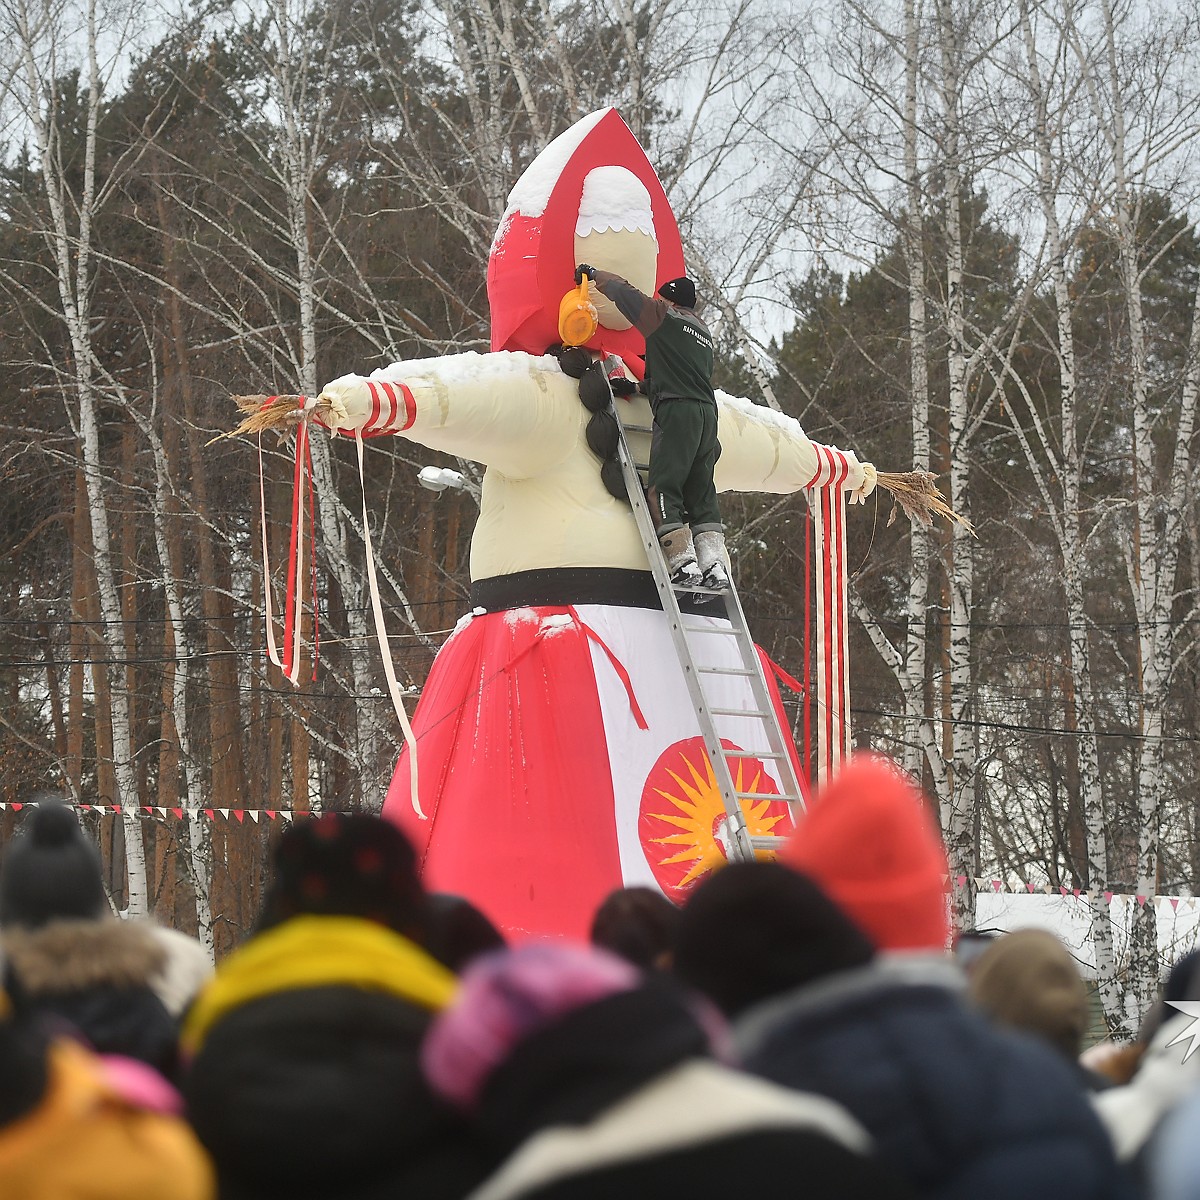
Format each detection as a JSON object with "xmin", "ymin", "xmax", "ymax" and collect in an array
[{"xmin": 2, "ymin": 753, "xmax": 1198, "ymax": 1198}]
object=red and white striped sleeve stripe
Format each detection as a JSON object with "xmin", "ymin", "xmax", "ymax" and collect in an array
[
  {"xmin": 354, "ymin": 380, "xmax": 418, "ymax": 438},
  {"xmin": 805, "ymin": 443, "xmax": 855, "ymax": 490}
]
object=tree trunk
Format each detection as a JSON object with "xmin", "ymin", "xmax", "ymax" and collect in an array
[
  {"xmin": 937, "ymin": 0, "xmax": 977, "ymax": 932},
  {"xmin": 902, "ymin": 0, "xmax": 933, "ymax": 787}
]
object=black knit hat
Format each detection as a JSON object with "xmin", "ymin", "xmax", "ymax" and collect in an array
[
  {"xmin": 590, "ymin": 886, "xmax": 680, "ymax": 970},
  {"xmin": 0, "ymin": 803, "xmax": 108, "ymax": 929},
  {"xmin": 425, "ymin": 893, "xmax": 507, "ymax": 972},
  {"xmin": 257, "ymin": 813, "xmax": 425, "ymax": 937},
  {"xmin": 658, "ymin": 276, "xmax": 697, "ymax": 309},
  {"xmin": 673, "ymin": 861, "xmax": 875, "ymax": 1017}
]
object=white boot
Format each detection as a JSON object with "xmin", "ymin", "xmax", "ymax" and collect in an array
[
  {"xmin": 659, "ymin": 527, "xmax": 703, "ymax": 587},
  {"xmin": 695, "ymin": 530, "xmax": 730, "ymax": 591}
]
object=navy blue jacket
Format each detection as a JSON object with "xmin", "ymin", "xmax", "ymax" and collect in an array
[{"xmin": 734, "ymin": 957, "xmax": 1131, "ymax": 1200}]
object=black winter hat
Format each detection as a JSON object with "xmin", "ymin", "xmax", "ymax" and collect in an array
[
  {"xmin": 0, "ymin": 803, "xmax": 108, "ymax": 929},
  {"xmin": 425, "ymin": 893, "xmax": 506, "ymax": 973},
  {"xmin": 257, "ymin": 813, "xmax": 425, "ymax": 938},
  {"xmin": 591, "ymin": 886, "xmax": 680, "ymax": 971},
  {"xmin": 658, "ymin": 276, "xmax": 697, "ymax": 309},
  {"xmin": 673, "ymin": 861, "xmax": 875, "ymax": 1017}
]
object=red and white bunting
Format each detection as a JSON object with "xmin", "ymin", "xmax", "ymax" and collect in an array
[{"xmin": 0, "ymin": 802, "xmax": 298, "ymax": 823}]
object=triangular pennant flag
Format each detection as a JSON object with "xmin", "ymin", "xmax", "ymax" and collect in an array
[
  {"xmin": 991, "ymin": 880, "xmax": 1002, "ymax": 892},
  {"xmin": 955, "ymin": 875, "xmax": 967, "ymax": 889},
  {"xmin": 1103, "ymin": 891, "xmax": 1114, "ymax": 904},
  {"xmin": 203, "ymin": 808, "xmax": 215, "ymax": 821},
  {"xmin": 233, "ymin": 810, "xmax": 245, "ymax": 823},
  {"xmin": 1060, "ymin": 887, "xmax": 1069, "ymax": 896},
  {"xmin": 172, "ymin": 808, "xmax": 184, "ymax": 821},
  {"xmin": 1170, "ymin": 898, "xmax": 1180, "ymax": 911},
  {"xmin": 281, "ymin": 811, "xmax": 294, "ymax": 823},
  {"xmin": 11, "ymin": 803, "xmax": 22, "ymax": 812},
  {"xmin": 218, "ymin": 808, "xmax": 230, "ymax": 820},
  {"xmin": 1073, "ymin": 889, "xmax": 1082, "ymax": 898},
  {"xmin": 940, "ymin": 874, "xmax": 950, "ymax": 887},
  {"xmin": 0, "ymin": 803, "xmax": 7, "ymax": 811},
  {"xmin": 265, "ymin": 810, "xmax": 277, "ymax": 821},
  {"xmin": 141, "ymin": 806, "xmax": 152, "ymax": 815},
  {"xmin": 1025, "ymin": 882, "xmax": 1035, "ymax": 893},
  {"xmin": 80, "ymin": 803, "xmax": 92, "ymax": 812},
  {"xmin": 154, "ymin": 807, "xmax": 167, "ymax": 818},
  {"xmin": 974, "ymin": 877, "xmax": 985, "ymax": 890},
  {"xmin": 1136, "ymin": 894, "xmax": 1147, "ymax": 906},
  {"xmin": 248, "ymin": 810, "xmax": 260, "ymax": 823}
]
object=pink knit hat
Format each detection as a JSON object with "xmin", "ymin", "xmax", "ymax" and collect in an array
[{"xmin": 421, "ymin": 942, "xmax": 640, "ymax": 1111}]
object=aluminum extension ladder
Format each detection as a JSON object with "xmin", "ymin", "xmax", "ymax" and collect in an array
[{"xmin": 605, "ymin": 371, "xmax": 807, "ymax": 861}]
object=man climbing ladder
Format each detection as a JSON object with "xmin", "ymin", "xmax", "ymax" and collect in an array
[{"xmin": 575, "ymin": 264, "xmax": 729, "ymax": 590}]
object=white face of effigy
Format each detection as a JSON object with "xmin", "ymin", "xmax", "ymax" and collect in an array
[{"xmin": 573, "ymin": 166, "xmax": 660, "ymax": 332}]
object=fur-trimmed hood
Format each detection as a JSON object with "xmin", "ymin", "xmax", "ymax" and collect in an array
[{"xmin": 3, "ymin": 918, "xmax": 167, "ymax": 996}]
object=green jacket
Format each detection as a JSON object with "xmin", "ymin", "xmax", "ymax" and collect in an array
[{"xmin": 593, "ymin": 271, "xmax": 716, "ymax": 411}]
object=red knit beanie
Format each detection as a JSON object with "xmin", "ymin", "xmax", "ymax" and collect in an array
[{"xmin": 782, "ymin": 753, "xmax": 950, "ymax": 951}]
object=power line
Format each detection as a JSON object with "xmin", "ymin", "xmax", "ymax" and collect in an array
[
  {"xmin": 0, "ymin": 608, "xmax": 1195, "ymax": 632},
  {"xmin": 0, "ymin": 598, "xmax": 465, "ymax": 627},
  {"xmin": 0, "ymin": 640, "xmax": 441, "ymax": 670},
  {"xmin": 777, "ymin": 697, "xmax": 1200, "ymax": 744}
]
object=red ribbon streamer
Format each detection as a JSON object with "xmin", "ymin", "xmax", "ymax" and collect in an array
[
  {"xmin": 264, "ymin": 396, "xmax": 319, "ymax": 685},
  {"xmin": 305, "ymin": 427, "xmax": 319, "ymax": 681},
  {"xmin": 571, "ymin": 608, "xmax": 649, "ymax": 731},
  {"xmin": 803, "ymin": 497, "xmax": 813, "ymax": 781},
  {"xmin": 280, "ymin": 415, "xmax": 304, "ymax": 674}
]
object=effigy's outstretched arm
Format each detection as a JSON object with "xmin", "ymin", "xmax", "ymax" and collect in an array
[
  {"xmin": 714, "ymin": 391, "xmax": 878, "ymax": 501},
  {"xmin": 316, "ymin": 351, "xmax": 580, "ymax": 480}
]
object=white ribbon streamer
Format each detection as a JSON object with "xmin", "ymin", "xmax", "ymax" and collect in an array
[{"xmin": 354, "ymin": 432, "xmax": 424, "ymax": 818}]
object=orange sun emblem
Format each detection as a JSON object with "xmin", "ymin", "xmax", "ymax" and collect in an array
[{"xmin": 638, "ymin": 736, "xmax": 794, "ymax": 902}]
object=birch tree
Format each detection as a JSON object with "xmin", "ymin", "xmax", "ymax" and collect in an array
[
  {"xmin": 1065, "ymin": 0, "xmax": 1200, "ymax": 1025},
  {"xmin": 980, "ymin": 0, "xmax": 1127, "ymax": 1026},
  {"xmin": 791, "ymin": 0, "xmax": 996, "ymax": 921},
  {"xmin": 0, "ymin": 0, "xmax": 151, "ymax": 911},
  {"xmin": 142, "ymin": 0, "xmax": 447, "ymax": 807}
]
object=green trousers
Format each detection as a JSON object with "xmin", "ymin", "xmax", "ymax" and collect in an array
[{"xmin": 647, "ymin": 398, "xmax": 722, "ymax": 534}]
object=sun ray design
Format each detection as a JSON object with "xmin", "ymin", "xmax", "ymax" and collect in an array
[{"xmin": 638, "ymin": 737, "xmax": 790, "ymax": 900}]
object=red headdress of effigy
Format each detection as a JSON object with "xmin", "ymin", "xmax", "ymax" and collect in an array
[{"xmin": 487, "ymin": 108, "xmax": 686, "ymax": 380}]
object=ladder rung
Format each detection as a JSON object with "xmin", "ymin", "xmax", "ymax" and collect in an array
[
  {"xmin": 749, "ymin": 835, "xmax": 789, "ymax": 852},
  {"xmin": 725, "ymin": 749, "xmax": 788, "ymax": 760},
  {"xmin": 737, "ymin": 790, "xmax": 797, "ymax": 802},
  {"xmin": 633, "ymin": 461, "xmax": 650, "ymax": 471},
  {"xmin": 709, "ymin": 706, "xmax": 771, "ymax": 718},
  {"xmin": 697, "ymin": 665, "xmax": 755, "ymax": 676},
  {"xmin": 680, "ymin": 621, "xmax": 735, "ymax": 633},
  {"xmin": 622, "ymin": 423, "xmax": 653, "ymax": 434}
]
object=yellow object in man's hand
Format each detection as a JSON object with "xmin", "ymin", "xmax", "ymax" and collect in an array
[{"xmin": 558, "ymin": 276, "xmax": 599, "ymax": 347}]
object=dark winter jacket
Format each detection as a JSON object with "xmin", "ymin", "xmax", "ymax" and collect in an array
[
  {"xmin": 2, "ymin": 917, "xmax": 180, "ymax": 1078},
  {"xmin": 182, "ymin": 915, "xmax": 493, "ymax": 1200},
  {"xmin": 465, "ymin": 980, "xmax": 911, "ymax": 1200},
  {"xmin": 734, "ymin": 955, "xmax": 1131, "ymax": 1200},
  {"xmin": 592, "ymin": 269, "xmax": 717, "ymax": 411}
]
